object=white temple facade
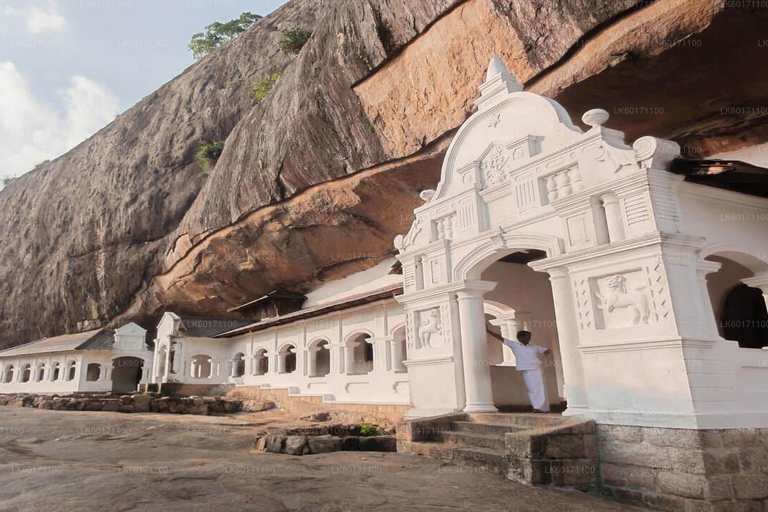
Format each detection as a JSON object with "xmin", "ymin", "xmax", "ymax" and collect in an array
[
  {"xmin": 3, "ymin": 58, "xmax": 768, "ymax": 432},
  {"xmin": 0, "ymin": 323, "xmax": 153, "ymax": 394}
]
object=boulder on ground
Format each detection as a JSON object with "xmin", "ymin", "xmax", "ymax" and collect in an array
[
  {"xmin": 308, "ymin": 435, "xmax": 342, "ymax": 454},
  {"xmin": 341, "ymin": 436, "xmax": 360, "ymax": 451},
  {"xmin": 265, "ymin": 434, "xmax": 287, "ymax": 454},
  {"xmin": 284, "ymin": 436, "xmax": 309, "ymax": 456},
  {"xmin": 132, "ymin": 395, "xmax": 152, "ymax": 413}
]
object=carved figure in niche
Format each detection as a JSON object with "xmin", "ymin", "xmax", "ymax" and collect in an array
[
  {"xmin": 418, "ymin": 309, "xmax": 442, "ymax": 348},
  {"xmin": 595, "ymin": 275, "xmax": 651, "ymax": 325}
]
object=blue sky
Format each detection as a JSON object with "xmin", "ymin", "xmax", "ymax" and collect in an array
[{"xmin": 0, "ymin": 0, "xmax": 287, "ymax": 182}]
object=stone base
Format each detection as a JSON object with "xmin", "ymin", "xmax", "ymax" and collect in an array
[{"xmin": 597, "ymin": 424, "xmax": 768, "ymax": 511}]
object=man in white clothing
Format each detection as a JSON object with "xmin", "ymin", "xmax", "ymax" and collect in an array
[{"xmin": 486, "ymin": 329, "xmax": 551, "ymax": 412}]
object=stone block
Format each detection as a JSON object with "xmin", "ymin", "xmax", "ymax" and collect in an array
[
  {"xmin": 643, "ymin": 428, "xmax": 702, "ymax": 449},
  {"xmin": 600, "ymin": 440, "xmax": 674, "ymax": 470},
  {"xmin": 308, "ymin": 435, "xmax": 342, "ymax": 454},
  {"xmin": 721, "ymin": 429, "xmax": 760, "ymax": 449},
  {"xmin": 597, "ymin": 425, "xmax": 644, "ymax": 444},
  {"xmin": 101, "ymin": 399, "xmax": 118, "ymax": 412},
  {"xmin": 544, "ymin": 435, "xmax": 587, "ymax": 459},
  {"xmin": 601, "ymin": 463, "xmax": 656, "ymax": 491},
  {"xmin": 119, "ymin": 395, "xmax": 132, "ymax": 405},
  {"xmin": 547, "ymin": 459, "xmax": 599, "ymax": 487},
  {"xmin": 738, "ymin": 446, "xmax": 768, "ymax": 473},
  {"xmin": 731, "ymin": 474, "xmax": 768, "ymax": 500},
  {"xmin": 84, "ymin": 401, "xmax": 103, "ymax": 412},
  {"xmin": 606, "ymin": 486, "xmax": 645, "ymax": 505},
  {"xmin": 359, "ymin": 436, "xmax": 396, "ymax": 452},
  {"xmin": 284, "ymin": 436, "xmax": 308, "ymax": 456},
  {"xmin": 341, "ymin": 436, "xmax": 360, "ymax": 451},
  {"xmin": 699, "ymin": 431, "xmax": 723, "ymax": 450},
  {"xmin": 132, "ymin": 395, "xmax": 152, "ymax": 413},
  {"xmin": 704, "ymin": 475, "xmax": 734, "ymax": 502},
  {"xmin": 254, "ymin": 436, "xmax": 268, "ymax": 451},
  {"xmin": 657, "ymin": 471, "xmax": 707, "ymax": 499},
  {"xmin": 703, "ymin": 449, "xmax": 741, "ymax": 474},
  {"xmin": 643, "ymin": 492, "xmax": 687, "ymax": 512},
  {"xmin": 265, "ymin": 434, "xmax": 286, "ymax": 454}
]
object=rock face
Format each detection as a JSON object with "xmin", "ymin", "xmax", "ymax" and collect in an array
[{"xmin": 1, "ymin": 0, "xmax": 767, "ymax": 348}]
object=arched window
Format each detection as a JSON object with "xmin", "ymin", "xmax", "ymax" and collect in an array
[
  {"xmin": 253, "ymin": 349, "xmax": 269, "ymax": 376},
  {"xmin": 21, "ymin": 364, "xmax": 32, "ymax": 383},
  {"xmin": 706, "ymin": 254, "xmax": 768, "ymax": 349},
  {"xmin": 2, "ymin": 365, "xmax": 13, "ymax": 384},
  {"xmin": 66, "ymin": 361, "xmax": 77, "ymax": 381},
  {"xmin": 309, "ymin": 339, "xmax": 331, "ymax": 377},
  {"xmin": 191, "ymin": 355, "xmax": 213, "ymax": 378},
  {"xmin": 50, "ymin": 362, "xmax": 61, "ymax": 382},
  {"xmin": 86, "ymin": 363, "xmax": 102, "ymax": 382},
  {"xmin": 35, "ymin": 364, "xmax": 46, "ymax": 382},
  {"xmin": 278, "ymin": 344, "xmax": 297, "ymax": 374},
  {"xmin": 346, "ymin": 333, "xmax": 373, "ymax": 375},
  {"xmin": 233, "ymin": 353, "xmax": 245, "ymax": 378}
]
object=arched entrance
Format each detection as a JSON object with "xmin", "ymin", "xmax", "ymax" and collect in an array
[
  {"xmin": 478, "ymin": 250, "xmax": 565, "ymax": 412},
  {"xmin": 111, "ymin": 357, "xmax": 144, "ymax": 394}
]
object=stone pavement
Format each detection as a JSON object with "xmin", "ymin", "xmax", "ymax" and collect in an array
[{"xmin": 0, "ymin": 407, "xmax": 648, "ymax": 511}]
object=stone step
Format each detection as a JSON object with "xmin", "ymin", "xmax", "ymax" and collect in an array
[
  {"xmin": 469, "ymin": 412, "xmax": 566, "ymax": 428},
  {"xmin": 450, "ymin": 421, "xmax": 526, "ymax": 436},
  {"xmin": 436, "ymin": 431, "xmax": 506, "ymax": 451},
  {"xmin": 452, "ymin": 445, "xmax": 509, "ymax": 474}
]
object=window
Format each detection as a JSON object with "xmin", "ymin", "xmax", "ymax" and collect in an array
[
  {"xmin": 86, "ymin": 363, "xmax": 101, "ymax": 382},
  {"xmin": 279, "ymin": 344, "xmax": 297, "ymax": 374},
  {"xmin": 191, "ymin": 355, "xmax": 213, "ymax": 379},
  {"xmin": 66, "ymin": 361, "xmax": 77, "ymax": 381},
  {"xmin": 21, "ymin": 364, "xmax": 32, "ymax": 383},
  {"xmin": 253, "ymin": 349, "xmax": 269, "ymax": 376}
]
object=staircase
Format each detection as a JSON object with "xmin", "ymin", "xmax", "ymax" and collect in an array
[{"xmin": 398, "ymin": 412, "xmax": 599, "ymax": 489}]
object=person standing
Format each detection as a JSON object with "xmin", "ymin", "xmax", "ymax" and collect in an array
[{"xmin": 486, "ymin": 329, "xmax": 551, "ymax": 413}]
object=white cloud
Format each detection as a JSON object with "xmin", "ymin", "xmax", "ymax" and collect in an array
[
  {"xmin": 25, "ymin": 4, "xmax": 67, "ymax": 34},
  {"xmin": 0, "ymin": 62, "xmax": 119, "ymax": 182},
  {"xmin": 1, "ymin": 1, "xmax": 67, "ymax": 35}
]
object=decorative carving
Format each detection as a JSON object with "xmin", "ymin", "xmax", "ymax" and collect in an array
[
  {"xmin": 440, "ymin": 303, "xmax": 452, "ymax": 346},
  {"xmin": 588, "ymin": 143, "xmax": 637, "ymax": 173},
  {"xmin": 581, "ymin": 108, "xmax": 610, "ymax": 128},
  {"xmin": 544, "ymin": 165, "xmax": 581, "ymax": 202},
  {"xmin": 418, "ymin": 309, "xmax": 442, "ymax": 348},
  {"xmin": 633, "ymin": 136, "xmax": 680, "ymax": 171},
  {"xmin": 648, "ymin": 258, "xmax": 670, "ymax": 320},
  {"xmin": 574, "ymin": 279, "xmax": 593, "ymax": 330},
  {"xmin": 405, "ymin": 311, "xmax": 416, "ymax": 350},
  {"xmin": 395, "ymin": 218, "xmax": 422, "ymax": 251},
  {"xmin": 481, "ymin": 146, "xmax": 512, "ymax": 186},
  {"xmin": 595, "ymin": 275, "xmax": 651, "ymax": 325},
  {"xmin": 420, "ymin": 189, "xmax": 436, "ymax": 202},
  {"xmin": 488, "ymin": 113, "xmax": 501, "ymax": 127}
]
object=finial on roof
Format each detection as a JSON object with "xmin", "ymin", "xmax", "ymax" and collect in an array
[
  {"xmin": 486, "ymin": 57, "xmax": 509, "ymax": 81},
  {"xmin": 582, "ymin": 108, "xmax": 610, "ymax": 128},
  {"xmin": 476, "ymin": 57, "xmax": 523, "ymax": 111}
]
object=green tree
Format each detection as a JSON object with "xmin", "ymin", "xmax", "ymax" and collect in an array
[
  {"xmin": 252, "ymin": 73, "xmax": 280, "ymax": 103},
  {"xmin": 189, "ymin": 12, "xmax": 262, "ymax": 60},
  {"xmin": 278, "ymin": 27, "xmax": 313, "ymax": 55},
  {"xmin": 194, "ymin": 141, "xmax": 225, "ymax": 174}
]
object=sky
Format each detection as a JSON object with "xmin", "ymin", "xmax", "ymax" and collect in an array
[{"xmin": 0, "ymin": 0, "xmax": 288, "ymax": 185}]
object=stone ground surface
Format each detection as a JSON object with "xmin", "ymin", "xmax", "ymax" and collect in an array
[{"xmin": 0, "ymin": 408, "xmax": 648, "ymax": 512}]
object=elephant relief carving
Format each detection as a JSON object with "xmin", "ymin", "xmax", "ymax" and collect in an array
[
  {"xmin": 595, "ymin": 274, "xmax": 651, "ymax": 325},
  {"xmin": 418, "ymin": 309, "xmax": 442, "ymax": 348}
]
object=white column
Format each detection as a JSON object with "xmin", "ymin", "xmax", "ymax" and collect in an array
[
  {"xmin": 390, "ymin": 338, "xmax": 405, "ymax": 373},
  {"xmin": 547, "ymin": 267, "xmax": 589, "ymax": 413},
  {"xmin": 277, "ymin": 353, "xmax": 286, "ymax": 374},
  {"xmin": 344, "ymin": 342, "xmax": 357, "ymax": 375},
  {"xmin": 307, "ymin": 348, "xmax": 317, "ymax": 377},
  {"xmin": 456, "ymin": 284, "xmax": 498, "ymax": 413},
  {"xmin": 601, "ymin": 194, "xmax": 625, "ymax": 243},
  {"xmin": 163, "ymin": 345, "xmax": 172, "ymax": 381}
]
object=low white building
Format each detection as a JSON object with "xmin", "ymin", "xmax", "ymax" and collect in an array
[{"xmin": 0, "ymin": 323, "xmax": 153, "ymax": 394}]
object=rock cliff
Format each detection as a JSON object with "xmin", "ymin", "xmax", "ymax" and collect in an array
[{"xmin": 1, "ymin": 0, "xmax": 766, "ymax": 348}]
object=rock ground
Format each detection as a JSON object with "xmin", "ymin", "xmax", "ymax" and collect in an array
[{"xmin": 0, "ymin": 407, "xmax": 648, "ymax": 511}]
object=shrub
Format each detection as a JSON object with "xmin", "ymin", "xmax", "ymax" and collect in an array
[
  {"xmin": 278, "ymin": 27, "xmax": 313, "ymax": 54},
  {"xmin": 359, "ymin": 424, "xmax": 377, "ymax": 437},
  {"xmin": 189, "ymin": 12, "xmax": 261, "ymax": 60},
  {"xmin": 252, "ymin": 73, "xmax": 280, "ymax": 103},
  {"xmin": 1, "ymin": 176, "xmax": 16, "ymax": 187},
  {"xmin": 194, "ymin": 141, "xmax": 225, "ymax": 174}
]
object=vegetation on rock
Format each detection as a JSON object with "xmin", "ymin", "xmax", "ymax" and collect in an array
[
  {"xmin": 194, "ymin": 141, "xmax": 225, "ymax": 174},
  {"xmin": 252, "ymin": 73, "xmax": 280, "ymax": 103},
  {"xmin": 278, "ymin": 27, "xmax": 313, "ymax": 54},
  {"xmin": 189, "ymin": 12, "xmax": 261, "ymax": 59},
  {"xmin": 1, "ymin": 176, "xmax": 16, "ymax": 187}
]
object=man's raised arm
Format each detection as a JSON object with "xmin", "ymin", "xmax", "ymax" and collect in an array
[{"xmin": 486, "ymin": 329, "xmax": 504, "ymax": 342}]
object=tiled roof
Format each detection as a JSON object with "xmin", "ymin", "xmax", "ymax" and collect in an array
[{"xmin": 0, "ymin": 329, "xmax": 107, "ymax": 358}]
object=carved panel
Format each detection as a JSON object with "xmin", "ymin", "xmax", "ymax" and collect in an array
[
  {"xmin": 481, "ymin": 145, "xmax": 513, "ymax": 187},
  {"xmin": 624, "ymin": 195, "xmax": 651, "ymax": 227},
  {"xmin": 566, "ymin": 214, "xmax": 591, "ymax": 249},
  {"xmin": 593, "ymin": 271, "xmax": 652, "ymax": 329},
  {"xmin": 647, "ymin": 258, "xmax": 671, "ymax": 322},
  {"xmin": 416, "ymin": 308, "xmax": 444, "ymax": 349}
]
